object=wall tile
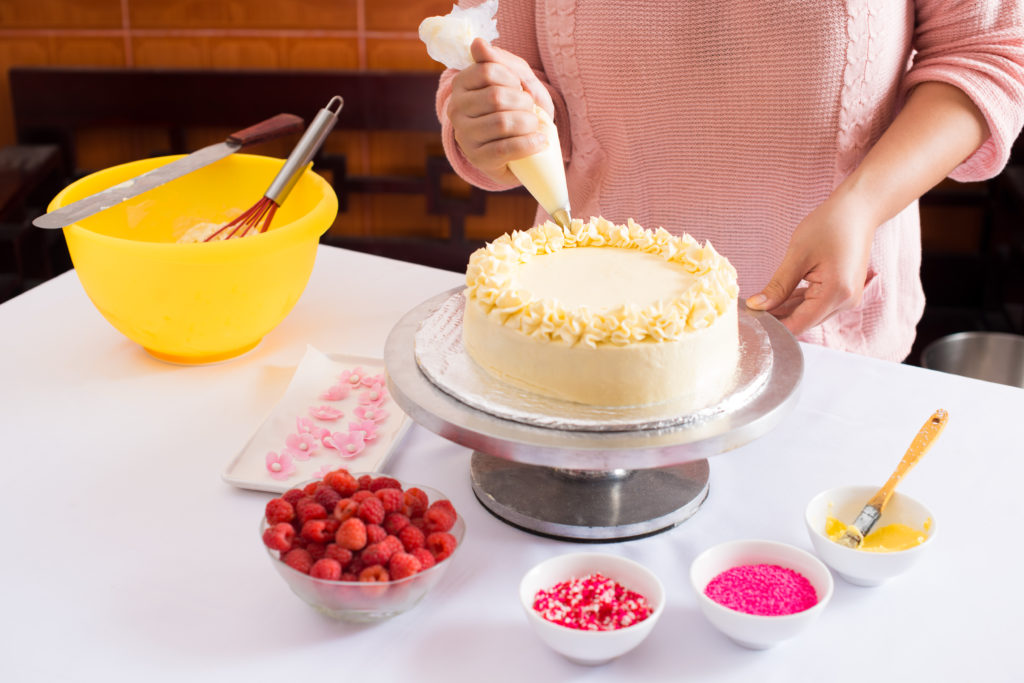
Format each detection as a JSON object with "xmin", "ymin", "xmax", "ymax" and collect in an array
[
  {"xmin": 128, "ymin": 0, "xmax": 357, "ymax": 30},
  {"xmin": 50, "ymin": 36, "xmax": 126, "ymax": 66},
  {"xmin": 366, "ymin": 38, "xmax": 443, "ymax": 71},
  {"xmin": 0, "ymin": 0, "xmax": 121, "ymax": 28},
  {"xmin": 368, "ymin": 193, "xmax": 447, "ymax": 239},
  {"xmin": 365, "ymin": 0, "xmax": 451, "ymax": 33},
  {"xmin": 132, "ymin": 37, "xmax": 205, "ymax": 67},
  {"xmin": 283, "ymin": 37, "xmax": 359, "ymax": 70}
]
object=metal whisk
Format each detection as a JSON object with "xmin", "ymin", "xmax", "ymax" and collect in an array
[{"xmin": 205, "ymin": 95, "xmax": 343, "ymax": 241}]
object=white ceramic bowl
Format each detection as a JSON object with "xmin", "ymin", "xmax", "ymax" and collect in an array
[
  {"xmin": 805, "ymin": 485, "xmax": 935, "ymax": 586},
  {"xmin": 519, "ymin": 552, "xmax": 665, "ymax": 666},
  {"xmin": 690, "ymin": 539, "xmax": 833, "ymax": 650}
]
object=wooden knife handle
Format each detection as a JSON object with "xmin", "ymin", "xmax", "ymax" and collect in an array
[
  {"xmin": 867, "ymin": 409, "xmax": 948, "ymax": 511},
  {"xmin": 227, "ymin": 113, "xmax": 304, "ymax": 147}
]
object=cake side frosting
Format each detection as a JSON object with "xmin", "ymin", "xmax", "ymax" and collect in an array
[{"xmin": 462, "ymin": 218, "xmax": 741, "ymax": 408}]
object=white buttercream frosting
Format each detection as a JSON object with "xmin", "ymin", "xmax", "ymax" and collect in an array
[{"xmin": 465, "ymin": 217, "xmax": 739, "ymax": 349}]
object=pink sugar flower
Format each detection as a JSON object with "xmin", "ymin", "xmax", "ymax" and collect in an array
[
  {"xmin": 349, "ymin": 419, "xmax": 379, "ymax": 442},
  {"xmin": 313, "ymin": 464, "xmax": 333, "ymax": 479},
  {"xmin": 358, "ymin": 385, "xmax": 389, "ymax": 407},
  {"xmin": 323, "ymin": 430, "xmax": 366, "ymax": 459},
  {"xmin": 320, "ymin": 382, "xmax": 351, "ymax": 401},
  {"xmin": 340, "ymin": 367, "xmax": 367, "ymax": 387},
  {"xmin": 308, "ymin": 405, "xmax": 344, "ymax": 421},
  {"xmin": 265, "ymin": 451, "xmax": 296, "ymax": 481},
  {"xmin": 360, "ymin": 373, "xmax": 386, "ymax": 388},
  {"xmin": 296, "ymin": 417, "xmax": 329, "ymax": 440},
  {"xmin": 284, "ymin": 432, "xmax": 318, "ymax": 461},
  {"xmin": 355, "ymin": 405, "xmax": 389, "ymax": 423}
]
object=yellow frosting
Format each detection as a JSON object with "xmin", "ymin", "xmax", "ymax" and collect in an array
[
  {"xmin": 825, "ymin": 516, "xmax": 931, "ymax": 552},
  {"xmin": 465, "ymin": 217, "xmax": 739, "ymax": 349}
]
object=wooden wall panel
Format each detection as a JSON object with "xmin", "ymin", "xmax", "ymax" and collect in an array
[
  {"xmin": 365, "ymin": 0, "xmax": 451, "ymax": 32},
  {"xmin": 128, "ymin": 0, "xmax": 358, "ymax": 30},
  {"xmin": 0, "ymin": 0, "xmax": 121, "ymax": 28}
]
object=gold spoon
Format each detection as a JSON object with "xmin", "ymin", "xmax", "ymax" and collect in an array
[{"xmin": 835, "ymin": 409, "xmax": 949, "ymax": 549}]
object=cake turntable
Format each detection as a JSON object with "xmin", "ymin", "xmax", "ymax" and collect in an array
[{"xmin": 384, "ymin": 287, "xmax": 803, "ymax": 542}]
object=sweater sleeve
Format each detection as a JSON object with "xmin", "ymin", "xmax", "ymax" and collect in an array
[
  {"xmin": 903, "ymin": 0, "xmax": 1024, "ymax": 181},
  {"xmin": 434, "ymin": 0, "xmax": 572, "ymax": 192}
]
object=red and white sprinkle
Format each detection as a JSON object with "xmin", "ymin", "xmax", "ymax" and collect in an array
[
  {"xmin": 533, "ymin": 573, "xmax": 653, "ymax": 631},
  {"xmin": 704, "ymin": 564, "xmax": 817, "ymax": 616}
]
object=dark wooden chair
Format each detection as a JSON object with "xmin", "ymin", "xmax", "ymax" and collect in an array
[{"xmin": 7, "ymin": 66, "xmax": 502, "ymax": 275}]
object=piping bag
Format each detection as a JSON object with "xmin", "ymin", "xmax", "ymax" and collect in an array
[{"xmin": 419, "ymin": 1, "xmax": 572, "ymax": 229}]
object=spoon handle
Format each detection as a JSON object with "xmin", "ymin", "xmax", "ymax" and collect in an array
[{"xmin": 867, "ymin": 409, "xmax": 948, "ymax": 511}]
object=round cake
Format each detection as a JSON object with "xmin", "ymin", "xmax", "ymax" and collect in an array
[{"xmin": 463, "ymin": 217, "xmax": 740, "ymax": 408}]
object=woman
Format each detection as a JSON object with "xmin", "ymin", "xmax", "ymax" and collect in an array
[{"xmin": 436, "ymin": 1, "xmax": 1024, "ymax": 361}]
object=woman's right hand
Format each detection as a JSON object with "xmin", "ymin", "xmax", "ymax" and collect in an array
[{"xmin": 447, "ymin": 38, "xmax": 554, "ymax": 185}]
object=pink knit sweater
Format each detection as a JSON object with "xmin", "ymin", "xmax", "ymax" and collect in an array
[{"xmin": 437, "ymin": 1, "xmax": 1024, "ymax": 361}]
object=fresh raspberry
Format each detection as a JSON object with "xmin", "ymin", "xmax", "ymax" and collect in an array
[
  {"xmin": 381, "ymin": 535, "xmax": 403, "ymax": 557},
  {"xmin": 282, "ymin": 548, "xmax": 314, "ymax": 574},
  {"xmin": 265, "ymin": 498, "xmax": 295, "ymax": 525},
  {"xmin": 296, "ymin": 501, "xmax": 328, "ymax": 525},
  {"xmin": 333, "ymin": 498, "xmax": 359, "ymax": 521},
  {"xmin": 301, "ymin": 519, "xmax": 333, "ymax": 543},
  {"xmin": 411, "ymin": 547, "xmax": 436, "ymax": 570},
  {"xmin": 323, "ymin": 518, "xmax": 340, "ymax": 536},
  {"xmin": 369, "ymin": 476, "xmax": 402, "ymax": 492},
  {"xmin": 388, "ymin": 552, "xmax": 422, "ymax": 580},
  {"xmin": 429, "ymin": 499, "xmax": 457, "ymax": 518},
  {"xmin": 324, "ymin": 543, "xmax": 353, "ymax": 567},
  {"xmin": 357, "ymin": 496, "xmax": 386, "ymax": 525},
  {"xmin": 347, "ymin": 554, "xmax": 366, "ymax": 576},
  {"xmin": 262, "ymin": 522, "xmax": 295, "ymax": 552},
  {"xmin": 314, "ymin": 486, "xmax": 343, "ymax": 513},
  {"xmin": 360, "ymin": 540, "xmax": 391, "ymax": 565},
  {"xmin": 422, "ymin": 506, "xmax": 456, "ymax": 533},
  {"xmin": 306, "ymin": 542, "xmax": 327, "ymax": 561},
  {"xmin": 426, "ymin": 531, "xmax": 458, "ymax": 561},
  {"xmin": 383, "ymin": 512, "xmax": 410, "ymax": 535},
  {"xmin": 365, "ymin": 523, "xmax": 387, "ymax": 545},
  {"xmin": 398, "ymin": 524, "xmax": 426, "ymax": 552},
  {"xmin": 291, "ymin": 535, "xmax": 309, "ymax": 550},
  {"xmin": 281, "ymin": 488, "xmax": 306, "ymax": 506},
  {"xmin": 340, "ymin": 572, "xmax": 358, "ymax": 582},
  {"xmin": 324, "ymin": 469, "xmax": 359, "ymax": 496},
  {"xmin": 351, "ymin": 490, "xmax": 374, "ymax": 503},
  {"xmin": 303, "ymin": 481, "xmax": 320, "ymax": 495},
  {"xmin": 375, "ymin": 487, "xmax": 404, "ymax": 513},
  {"xmin": 359, "ymin": 565, "xmax": 390, "ymax": 582},
  {"xmin": 357, "ymin": 474, "xmax": 373, "ymax": 490},
  {"xmin": 402, "ymin": 488, "xmax": 429, "ymax": 517},
  {"xmin": 409, "ymin": 516, "xmax": 427, "ymax": 530},
  {"xmin": 336, "ymin": 517, "xmax": 367, "ymax": 551},
  {"xmin": 310, "ymin": 558, "xmax": 343, "ymax": 580}
]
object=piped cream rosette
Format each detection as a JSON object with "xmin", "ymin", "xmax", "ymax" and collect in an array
[{"xmin": 462, "ymin": 217, "xmax": 741, "ymax": 407}]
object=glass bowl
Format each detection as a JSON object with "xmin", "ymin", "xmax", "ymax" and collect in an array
[{"xmin": 261, "ymin": 478, "xmax": 465, "ymax": 623}]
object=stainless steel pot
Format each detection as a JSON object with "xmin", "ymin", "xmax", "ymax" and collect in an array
[{"xmin": 921, "ymin": 331, "xmax": 1024, "ymax": 388}]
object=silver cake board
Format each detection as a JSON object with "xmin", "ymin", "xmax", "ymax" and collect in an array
[{"xmin": 384, "ymin": 287, "xmax": 803, "ymax": 542}]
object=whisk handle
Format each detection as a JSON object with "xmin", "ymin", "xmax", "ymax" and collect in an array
[
  {"xmin": 265, "ymin": 96, "xmax": 344, "ymax": 205},
  {"xmin": 227, "ymin": 113, "xmax": 305, "ymax": 147}
]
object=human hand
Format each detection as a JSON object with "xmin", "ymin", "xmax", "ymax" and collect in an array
[
  {"xmin": 745, "ymin": 196, "xmax": 877, "ymax": 337},
  {"xmin": 447, "ymin": 38, "xmax": 554, "ymax": 185}
]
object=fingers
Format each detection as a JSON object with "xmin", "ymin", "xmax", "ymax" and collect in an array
[{"xmin": 745, "ymin": 256, "xmax": 804, "ymax": 311}]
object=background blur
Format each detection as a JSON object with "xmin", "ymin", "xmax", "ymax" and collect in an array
[{"xmin": 1, "ymin": 0, "xmax": 1021, "ymax": 366}]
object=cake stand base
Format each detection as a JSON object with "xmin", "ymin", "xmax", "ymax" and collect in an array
[{"xmin": 469, "ymin": 451, "xmax": 710, "ymax": 542}]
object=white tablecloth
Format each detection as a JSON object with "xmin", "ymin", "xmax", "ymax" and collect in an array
[{"xmin": 1, "ymin": 245, "xmax": 1021, "ymax": 682}]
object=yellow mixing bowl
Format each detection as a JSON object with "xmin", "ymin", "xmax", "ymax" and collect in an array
[{"xmin": 49, "ymin": 153, "xmax": 338, "ymax": 364}]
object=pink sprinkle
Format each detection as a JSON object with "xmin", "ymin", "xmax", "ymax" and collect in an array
[
  {"xmin": 705, "ymin": 564, "xmax": 817, "ymax": 616},
  {"xmin": 533, "ymin": 573, "xmax": 653, "ymax": 631}
]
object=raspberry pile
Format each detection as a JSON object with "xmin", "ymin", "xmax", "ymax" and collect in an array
[
  {"xmin": 261, "ymin": 467, "xmax": 460, "ymax": 583},
  {"xmin": 533, "ymin": 573, "xmax": 653, "ymax": 631}
]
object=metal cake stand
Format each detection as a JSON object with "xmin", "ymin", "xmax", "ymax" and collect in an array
[{"xmin": 384, "ymin": 287, "xmax": 803, "ymax": 542}]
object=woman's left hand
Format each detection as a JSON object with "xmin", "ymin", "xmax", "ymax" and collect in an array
[{"xmin": 745, "ymin": 194, "xmax": 877, "ymax": 336}]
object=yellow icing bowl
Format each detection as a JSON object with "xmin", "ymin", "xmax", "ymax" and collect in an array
[
  {"xmin": 805, "ymin": 485, "xmax": 936, "ymax": 586},
  {"xmin": 48, "ymin": 154, "xmax": 337, "ymax": 364}
]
